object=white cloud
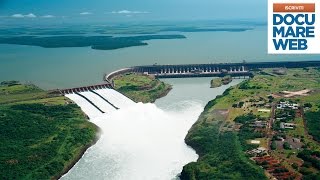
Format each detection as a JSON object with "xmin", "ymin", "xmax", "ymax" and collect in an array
[
  {"xmin": 111, "ymin": 10, "xmax": 149, "ymax": 14},
  {"xmin": 117, "ymin": 10, "xmax": 131, "ymax": 14},
  {"xmin": 80, "ymin": 12, "xmax": 92, "ymax": 15},
  {"xmin": 11, "ymin": 14, "xmax": 25, "ymax": 18},
  {"xmin": 11, "ymin": 13, "xmax": 36, "ymax": 18},
  {"xmin": 24, "ymin": 13, "xmax": 36, "ymax": 18},
  {"xmin": 42, "ymin": 15, "xmax": 55, "ymax": 18}
]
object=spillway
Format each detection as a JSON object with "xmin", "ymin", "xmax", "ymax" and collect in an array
[
  {"xmin": 65, "ymin": 93, "xmax": 103, "ymax": 119},
  {"xmin": 95, "ymin": 89, "xmax": 135, "ymax": 109},
  {"xmin": 80, "ymin": 91, "xmax": 117, "ymax": 114}
]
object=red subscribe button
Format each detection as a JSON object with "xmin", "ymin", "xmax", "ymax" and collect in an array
[{"xmin": 273, "ymin": 3, "xmax": 315, "ymax": 12}]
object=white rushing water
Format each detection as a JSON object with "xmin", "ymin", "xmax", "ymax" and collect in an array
[
  {"xmin": 80, "ymin": 91, "xmax": 116, "ymax": 113},
  {"xmin": 65, "ymin": 93, "xmax": 102, "ymax": 118},
  {"xmin": 95, "ymin": 89, "xmax": 135, "ymax": 109},
  {"xmin": 62, "ymin": 78, "xmax": 242, "ymax": 180},
  {"xmin": 63, "ymin": 89, "xmax": 200, "ymax": 180}
]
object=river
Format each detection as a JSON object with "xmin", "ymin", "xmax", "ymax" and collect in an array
[{"xmin": 61, "ymin": 77, "xmax": 242, "ymax": 180}]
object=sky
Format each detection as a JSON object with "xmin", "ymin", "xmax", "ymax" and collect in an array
[{"xmin": 0, "ymin": 0, "xmax": 267, "ymax": 23}]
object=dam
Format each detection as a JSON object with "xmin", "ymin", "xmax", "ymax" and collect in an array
[
  {"xmin": 104, "ymin": 60, "xmax": 320, "ymax": 81},
  {"xmin": 60, "ymin": 60, "xmax": 320, "ymax": 114}
]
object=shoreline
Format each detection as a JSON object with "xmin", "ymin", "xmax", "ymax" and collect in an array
[
  {"xmin": 150, "ymin": 86, "xmax": 172, "ymax": 103},
  {"xmin": 56, "ymin": 126, "xmax": 102, "ymax": 180}
]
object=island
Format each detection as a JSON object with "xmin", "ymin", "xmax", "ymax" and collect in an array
[
  {"xmin": 113, "ymin": 73, "xmax": 172, "ymax": 103},
  {"xmin": 0, "ymin": 35, "xmax": 186, "ymax": 51},
  {"xmin": 0, "ymin": 81, "xmax": 98, "ymax": 179},
  {"xmin": 210, "ymin": 75, "xmax": 233, "ymax": 88},
  {"xmin": 180, "ymin": 68, "xmax": 320, "ymax": 179}
]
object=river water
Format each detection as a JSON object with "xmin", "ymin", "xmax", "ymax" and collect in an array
[
  {"xmin": 61, "ymin": 78, "xmax": 242, "ymax": 180},
  {"xmin": 1, "ymin": 27, "xmax": 319, "ymax": 89}
]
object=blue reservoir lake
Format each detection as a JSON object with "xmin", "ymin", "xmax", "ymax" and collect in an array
[{"xmin": 0, "ymin": 26, "xmax": 319, "ymax": 89}]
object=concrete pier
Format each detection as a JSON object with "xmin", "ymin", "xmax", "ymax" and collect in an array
[{"xmin": 60, "ymin": 83, "xmax": 113, "ymax": 95}]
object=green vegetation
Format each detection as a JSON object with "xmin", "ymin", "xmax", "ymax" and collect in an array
[
  {"xmin": 210, "ymin": 76, "xmax": 232, "ymax": 88},
  {"xmin": 0, "ymin": 35, "xmax": 186, "ymax": 50},
  {"xmin": 297, "ymin": 150, "xmax": 320, "ymax": 170},
  {"xmin": 236, "ymin": 114, "xmax": 264, "ymax": 151},
  {"xmin": 0, "ymin": 83, "xmax": 48, "ymax": 105},
  {"xmin": 234, "ymin": 113, "xmax": 256, "ymax": 124},
  {"xmin": 271, "ymin": 141, "xmax": 277, "ymax": 150},
  {"xmin": 283, "ymin": 142, "xmax": 291, "ymax": 150},
  {"xmin": 114, "ymin": 73, "xmax": 172, "ymax": 103},
  {"xmin": 180, "ymin": 100, "xmax": 266, "ymax": 179},
  {"xmin": 305, "ymin": 110, "xmax": 320, "ymax": 142},
  {"xmin": 181, "ymin": 67, "xmax": 320, "ymax": 179},
  {"xmin": 0, "ymin": 80, "xmax": 20, "ymax": 86},
  {"xmin": 0, "ymin": 82, "xmax": 98, "ymax": 179}
]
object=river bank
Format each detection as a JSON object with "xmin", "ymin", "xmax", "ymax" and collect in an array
[
  {"xmin": 180, "ymin": 67, "xmax": 320, "ymax": 179},
  {"xmin": 56, "ymin": 130, "xmax": 101, "ymax": 179},
  {"xmin": 0, "ymin": 81, "xmax": 98, "ymax": 180}
]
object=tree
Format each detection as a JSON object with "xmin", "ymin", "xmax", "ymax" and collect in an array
[
  {"xmin": 304, "ymin": 103, "xmax": 313, "ymax": 108},
  {"xmin": 283, "ymin": 142, "xmax": 291, "ymax": 150},
  {"xmin": 271, "ymin": 141, "xmax": 277, "ymax": 150}
]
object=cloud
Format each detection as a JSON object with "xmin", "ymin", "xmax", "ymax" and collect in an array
[
  {"xmin": 11, "ymin": 14, "xmax": 24, "ymax": 18},
  {"xmin": 42, "ymin": 15, "xmax": 55, "ymax": 18},
  {"xmin": 11, "ymin": 13, "xmax": 36, "ymax": 18},
  {"xmin": 111, "ymin": 10, "xmax": 149, "ymax": 14},
  {"xmin": 80, "ymin": 12, "xmax": 92, "ymax": 15},
  {"xmin": 24, "ymin": 13, "xmax": 36, "ymax": 18}
]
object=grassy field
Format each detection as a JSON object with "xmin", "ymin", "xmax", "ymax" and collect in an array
[
  {"xmin": 181, "ymin": 68, "xmax": 320, "ymax": 179},
  {"xmin": 0, "ymin": 82, "xmax": 98, "ymax": 179},
  {"xmin": 114, "ymin": 73, "xmax": 172, "ymax": 103}
]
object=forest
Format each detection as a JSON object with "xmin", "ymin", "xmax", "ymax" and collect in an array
[
  {"xmin": 304, "ymin": 110, "xmax": 320, "ymax": 142},
  {"xmin": 0, "ymin": 82, "xmax": 98, "ymax": 179}
]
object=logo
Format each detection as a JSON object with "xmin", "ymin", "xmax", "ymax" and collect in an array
[{"xmin": 268, "ymin": 0, "xmax": 320, "ymax": 54}]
